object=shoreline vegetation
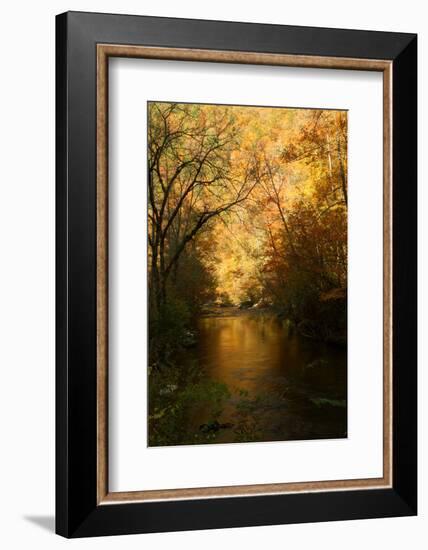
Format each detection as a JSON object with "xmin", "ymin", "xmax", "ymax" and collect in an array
[{"xmin": 148, "ymin": 102, "xmax": 347, "ymax": 447}]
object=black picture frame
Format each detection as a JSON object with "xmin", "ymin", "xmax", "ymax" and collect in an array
[{"xmin": 56, "ymin": 11, "xmax": 417, "ymax": 538}]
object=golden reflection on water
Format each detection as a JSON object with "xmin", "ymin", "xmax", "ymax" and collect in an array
[
  {"xmin": 198, "ymin": 314, "xmax": 305, "ymax": 394},
  {"xmin": 187, "ymin": 310, "xmax": 347, "ymax": 443}
]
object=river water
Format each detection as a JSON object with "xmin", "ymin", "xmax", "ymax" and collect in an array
[{"xmin": 190, "ymin": 308, "xmax": 347, "ymax": 443}]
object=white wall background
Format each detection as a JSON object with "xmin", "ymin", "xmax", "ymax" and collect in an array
[{"xmin": 0, "ymin": 1, "xmax": 424, "ymax": 548}]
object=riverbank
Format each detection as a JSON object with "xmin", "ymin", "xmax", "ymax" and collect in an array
[{"xmin": 200, "ymin": 305, "xmax": 273, "ymax": 318}]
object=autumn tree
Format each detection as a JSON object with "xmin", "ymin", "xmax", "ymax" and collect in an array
[
  {"xmin": 251, "ymin": 110, "xmax": 348, "ymax": 340},
  {"xmin": 148, "ymin": 102, "xmax": 256, "ymax": 312}
]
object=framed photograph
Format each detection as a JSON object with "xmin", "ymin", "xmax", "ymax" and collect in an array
[{"xmin": 56, "ymin": 11, "xmax": 417, "ymax": 537}]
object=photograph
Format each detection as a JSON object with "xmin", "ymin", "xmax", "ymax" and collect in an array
[{"xmin": 147, "ymin": 101, "xmax": 348, "ymax": 447}]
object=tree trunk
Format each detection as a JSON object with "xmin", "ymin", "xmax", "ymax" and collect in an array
[{"xmin": 336, "ymin": 137, "xmax": 347, "ymax": 206}]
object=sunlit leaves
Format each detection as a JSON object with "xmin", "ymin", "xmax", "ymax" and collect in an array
[{"xmin": 148, "ymin": 102, "xmax": 348, "ymax": 315}]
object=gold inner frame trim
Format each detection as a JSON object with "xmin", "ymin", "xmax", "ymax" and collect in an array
[{"xmin": 96, "ymin": 44, "xmax": 393, "ymax": 505}]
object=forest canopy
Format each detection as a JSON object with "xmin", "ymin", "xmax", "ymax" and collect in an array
[{"xmin": 148, "ymin": 101, "xmax": 347, "ymax": 351}]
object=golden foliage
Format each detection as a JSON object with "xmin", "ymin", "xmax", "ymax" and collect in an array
[{"xmin": 148, "ymin": 102, "xmax": 347, "ymax": 312}]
